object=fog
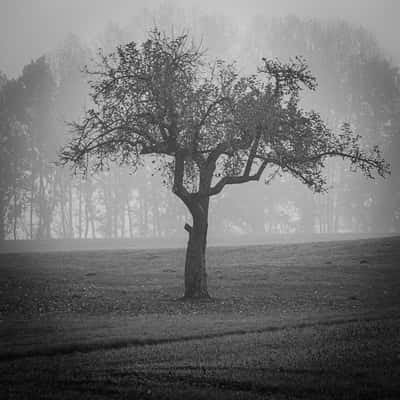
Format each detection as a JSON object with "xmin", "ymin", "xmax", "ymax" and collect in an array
[
  {"xmin": 0, "ymin": 0, "xmax": 399, "ymax": 248},
  {"xmin": 1, "ymin": 0, "xmax": 399, "ymax": 77}
]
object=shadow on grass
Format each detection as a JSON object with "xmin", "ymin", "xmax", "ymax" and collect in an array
[{"xmin": 1, "ymin": 314, "xmax": 396, "ymax": 363}]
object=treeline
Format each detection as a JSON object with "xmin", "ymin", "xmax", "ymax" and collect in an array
[{"xmin": 1, "ymin": 4, "xmax": 399, "ymax": 240}]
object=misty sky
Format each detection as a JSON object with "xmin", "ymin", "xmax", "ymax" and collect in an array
[{"xmin": 1, "ymin": 0, "xmax": 399, "ymax": 77}]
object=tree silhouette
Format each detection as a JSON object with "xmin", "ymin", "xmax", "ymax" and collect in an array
[{"xmin": 61, "ymin": 30, "xmax": 389, "ymax": 299}]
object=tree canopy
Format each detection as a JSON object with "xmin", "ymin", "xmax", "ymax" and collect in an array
[{"xmin": 61, "ymin": 30, "xmax": 388, "ymax": 199}]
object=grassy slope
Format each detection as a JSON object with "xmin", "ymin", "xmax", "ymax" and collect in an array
[{"xmin": 0, "ymin": 236, "xmax": 400, "ymax": 399}]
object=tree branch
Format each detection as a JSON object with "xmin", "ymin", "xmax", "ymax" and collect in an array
[
  {"xmin": 209, "ymin": 160, "xmax": 268, "ymax": 196},
  {"xmin": 206, "ymin": 142, "xmax": 229, "ymax": 166},
  {"xmin": 243, "ymin": 128, "xmax": 262, "ymax": 176}
]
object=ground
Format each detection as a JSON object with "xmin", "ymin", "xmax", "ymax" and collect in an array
[{"xmin": 0, "ymin": 237, "xmax": 399, "ymax": 399}]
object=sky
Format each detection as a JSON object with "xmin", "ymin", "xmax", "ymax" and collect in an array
[{"xmin": 1, "ymin": 0, "xmax": 399, "ymax": 77}]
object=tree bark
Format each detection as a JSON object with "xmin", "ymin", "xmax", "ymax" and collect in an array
[{"xmin": 183, "ymin": 198, "xmax": 210, "ymax": 299}]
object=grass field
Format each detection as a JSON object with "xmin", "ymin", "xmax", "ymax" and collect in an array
[{"xmin": 1, "ymin": 236, "xmax": 399, "ymax": 399}]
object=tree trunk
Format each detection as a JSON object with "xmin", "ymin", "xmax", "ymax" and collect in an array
[
  {"xmin": 127, "ymin": 202, "xmax": 133, "ymax": 239},
  {"xmin": 78, "ymin": 180, "xmax": 82, "ymax": 239},
  {"xmin": 37, "ymin": 167, "xmax": 44, "ymax": 239},
  {"xmin": 90, "ymin": 205, "xmax": 96, "ymax": 239},
  {"xmin": 183, "ymin": 199, "xmax": 210, "ymax": 299},
  {"xmin": 30, "ymin": 171, "xmax": 34, "ymax": 240},
  {"xmin": 60, "ymin": 181, "xmax": 66, "ymax": 238},
  {"xmin": 0, "ymin": 198, "xmax": 5, "ymax": 241},
  {"xmin": 13, "ymin": 181, "xmax": 18, "ymax": 240},
  {"xmin": 68, "ymin": 183, "xmax": 74, "ymax": 238},
  {"xmin": 84, "ymin": 195, "xmax": 89, "ymax": 239}
]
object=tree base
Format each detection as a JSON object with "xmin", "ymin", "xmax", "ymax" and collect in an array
[{"xmin": 178, "ymin": 293, "xmax": 212, "ymax": 302}]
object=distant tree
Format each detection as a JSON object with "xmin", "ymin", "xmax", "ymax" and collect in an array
[
  {"xmin": 21, "ymin": 56, "xmax": 57, "ymax": 239},
  {"xmin": 61, "ymin": 30, "xmax": 389, "ymax": 299},
  {"xmin": 52, "ymin": 34, "xmax": 91, "ymax": 238},
  {"xmin": 0, "ymin": 77, "xmax": 29, "ymax": 239}
]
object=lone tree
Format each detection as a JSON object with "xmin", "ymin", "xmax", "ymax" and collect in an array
[{"xmin": 61, "ymin": 30, "xmax": 389, "ymax": 299}]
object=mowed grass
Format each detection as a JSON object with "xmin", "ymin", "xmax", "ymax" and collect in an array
[{"xmin": 1, "ymin": 236, "xmax": 400, "ymax": 399}]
